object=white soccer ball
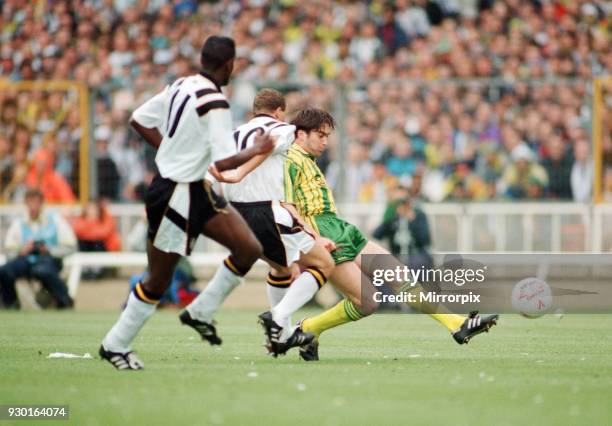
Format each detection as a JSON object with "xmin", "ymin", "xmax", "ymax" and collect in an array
[{"xmin": 511, "ymin": 277, "xmax": 552, "ymax": 318}]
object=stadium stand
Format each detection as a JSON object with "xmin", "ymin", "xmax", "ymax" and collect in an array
[{"xmin": 1, "ymin": 0, "xmax": 610, "ymax": 204}]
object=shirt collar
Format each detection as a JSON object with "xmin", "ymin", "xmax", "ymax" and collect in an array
[
  {"xmin": 25, "ymin": 211, "xmax": 48, "ymax": 225},
  {"xmin": 199, "ymin": 71, "xmax": 222, "ymax": 92},
  {"xmin": 254, "ymin": 113, "xmax": 275, "ymax": 119},
  {"xmin": 294, "ymin": 143, "xmax": 315, "ymax": 160}
]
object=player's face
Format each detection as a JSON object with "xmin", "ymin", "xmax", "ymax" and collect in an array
[{"xmin": 305, "ymin": 124, "xmax": 332, "ymax": 157}]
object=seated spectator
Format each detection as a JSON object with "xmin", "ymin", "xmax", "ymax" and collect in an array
[
  {"xmin": 386, "ymin": 134, "xmax": 418, "ymax": 177},
  {"xmin": 26, "ymin": 137, "xmax": 76, "ymax": 203},
  {"xmin": 326, "ymin": 143, "xmax": 371, "ymax": 202},
  {"xmin": 541, "ymin": 135, "xmax": 573, "ymax": 199},
  {"xmin": 359, "ymin": 159, "xmax": 399, "ymax": 203},
  {"xmin": 71, "ymin": 199, "xmax": 121, "ymax": 252},
  {"xmin": 1, "ymin": 145, "xmax": 29, "ymax": 203},
  {"xmin": 94, "ymin": 127, "xmax": 121, "ymax": 201},
  {"xmin": 444, "ymin": 161, "xmax": 488, "ymax": 201},
  {"xmin": 499, "ymin": 144, "xmax": 548, "ymax": 199},
  {"xmin": 571, "ymin": 138, "xmax": 593, "ymax": 202},
  {"xmin": 373, "ymin": 196, "xmax": 433, "ymax": 270},
  {"xmin": 0, "ymin": 188, "xmax": 76, "ymax": 309},
  {"xmin": 474, "ymin": 145, "xmax": 504, "ymax": 199},
  {"xmin": 71, "ymin": 199, "xmax": 121, "ymax": 279},
  {"xmin": 0, "ymin": 136, "xmax": 11, "ymax": 188}
]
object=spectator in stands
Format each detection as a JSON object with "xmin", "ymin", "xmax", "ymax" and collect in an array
[
  {"xmin": 1, "ymin": 0, "xmax": 605, "ymax": 203},
  {"xmin": 571, "ymin": 138, "xmax": 593, "ymax": 203},
  {"xmin": 373, "ymin": 196, "xmax": 433, "ymax": 270},
  {"xmin": 500, "ymin": 144, "xmax": 548, "ymax": 199},
  {"xmin": 378, "ymin": 6, "xmax": 409, "ymax": 55},
  {"xmin": 0, "ymin": 136, "xmax": 11, "ymax": 189},
  {"xmin": 0, "ymin": 188, "xmax": 76, "ymax": 309},
  {"xmin": 542, "ymin": 135, "xmax": 573, "ymax": 199},
  {"xmin": 94, "ymin": 126, "xmax": 121, "ymax": 201},
  {"xmin": 71, "ymin": 199, "xmax": 121, "ymax": 253},
  {"xmin": 359, "ymin": 159, "xmax": 399, "ymax": 203},
  {"xmin": 71, "ymin": 199, "xmax": 121, "ymax": 279},
  {"xmin": 25, "ymin": 135, "xmax": 76, "ymax": 203},
  {"xmin": 1, "ymin": 145, "xmax": 29, "ymax": 203},
  {"xmin": 326, "ymin": 143, "xmax": 372, "ymax": 202},
  {"xmin": 386, "ymin": 133, "xmax": 419, "ymax": 177}
]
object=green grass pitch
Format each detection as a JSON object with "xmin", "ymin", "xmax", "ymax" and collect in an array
[{"xmin": 1, "ymin": 310, "xmax": 611, "ymax": 425}]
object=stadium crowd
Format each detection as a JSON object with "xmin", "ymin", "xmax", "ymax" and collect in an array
[{"xmin": 0, "ymin": 0, "xmax": 610, "ymax": 204}]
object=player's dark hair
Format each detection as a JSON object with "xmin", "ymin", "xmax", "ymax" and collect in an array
[
  {"xmin": 291, "ymin": 108, "xmax": 336, "ymax": 134},
  {"xmin": 253, "ymin": 88, "xmax": 286, "ymax": 114},
  {"xmin": 200, "ymin": 36, "xmax": 236, "ymax": 71}
]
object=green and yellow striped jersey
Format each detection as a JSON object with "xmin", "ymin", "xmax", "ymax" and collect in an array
[{"xmin": 284, "ymin": 144, "xmax": 337, "ymax": 228}]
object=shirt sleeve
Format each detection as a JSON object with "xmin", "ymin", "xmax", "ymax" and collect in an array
[
  {"xmin": 207, "ymin": 106, "xmax": 237, "ymax": 162},
  {"xmin": 131, "ymin": 85, "xmax": 169, "ymax": 129},
  {"xmin": 48, "ymin": 214, "xmax": 77, "ymax": 258},
  {"xmin": 270, "ymin": 124, "xmax": 296, "ymax": 154},
  {"xmin": 4, "ymin": 219, "xmax": 22, "ymax": 257},
  {"xmin": 284, "ymin": 158, "xmax": 300, "ymax": 204}
]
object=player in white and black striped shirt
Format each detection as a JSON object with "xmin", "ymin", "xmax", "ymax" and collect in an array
[
  {"xmin": 185, "ymin": 89, "xmax": 335, "ymax": 356},
  {"xmin": 100, "ymin": 36, "xmax": 275, "ymax": 370}
]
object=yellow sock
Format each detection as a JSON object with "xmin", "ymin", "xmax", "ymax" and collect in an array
[
  {"xmin": 301, "ymin": 299, "xmax": 363, "ymax": 337},
  {"xmin": 429, "ymin": 313, "xmax": 465, "ymax": 332},
  {"xmin": 401, "ymin": 283, "xmax": 465, "ymax": 332}
]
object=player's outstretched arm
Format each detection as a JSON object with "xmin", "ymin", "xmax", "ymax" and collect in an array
[
  {"xmin": 214, "ymin": 132, "xmax": 274, "ymax": 172},
  {"xmin": 209, "ymin": 151, "xmax": 272, "ymax": 183}
]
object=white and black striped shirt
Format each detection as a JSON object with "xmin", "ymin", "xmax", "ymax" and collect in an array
[
  {"xmin": 223, "ymin": 115, "xmax": 296, "ymax": 202},
  {"xmin": 131, "ymin": 72, "xmax": 236, "ymax": 182}
]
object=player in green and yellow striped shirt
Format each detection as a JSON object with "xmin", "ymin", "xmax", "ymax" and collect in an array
[{"xmin": 284, "ymin": 108, "xmax": 498, "ymax": 361}]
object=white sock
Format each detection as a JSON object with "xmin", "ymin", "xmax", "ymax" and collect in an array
[
  {"xmin": 266, "ymin": 284, "xmax": 289, "ymax": 308},
  {"xmin": 102, "ymin": 292, "xmax": 157, "ymax": 353},
  {"xmin": 266, "ymin": 284, "xmax": 290, "ymax": 329},
  {"xmin": 186, "ymin": 263, "xmax": 243, "ymax": 323},
  {"xmin": 271, "ymin": 271, "xmax": 320, "ymax": 340}
]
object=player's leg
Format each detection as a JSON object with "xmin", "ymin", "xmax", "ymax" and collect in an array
[
  {"xmin": 265, "ymin": 264, "xmax": 297, "ymax": 309},
  {"xmin": 181, "ymin": 205, "xmax": 262, "ymax": 343},
  {"xmin": 263, "ymin": 238, "xmax": 334, "ymax": 346},
  {"xmin": 357, "ymin": 240, "xmax": 498, "ymax": 343},
  {"xmin": 101, "ymin": 177, "xmax": 207, "ymax": 369},
  {"xmin": 297, "ymin": 216, "xmax": 375, "ymax": 360},
  {"xmin": 300, "ymin": 260, "xmax": 378, "ymax": 336},
  {"xmin": 100, "ymin": 241, "xmax": 180, "ymax": 370},
  {"xmin": 255, "ymin": 203, "xmax": 333, "ymax": 354}
]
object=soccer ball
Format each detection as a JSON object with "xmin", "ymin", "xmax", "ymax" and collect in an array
[{"xmin": 511, "ymin": 277, "xmax": 552, "ymax": 318}]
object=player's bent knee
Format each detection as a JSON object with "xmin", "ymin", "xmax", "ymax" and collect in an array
[
  {"xmin": 233, "ymin": 237, "xmax": 262, "ymax": 267},
  {"xmin": 307, "ymin": 244, "xmax": 334, "ymax": 278}
]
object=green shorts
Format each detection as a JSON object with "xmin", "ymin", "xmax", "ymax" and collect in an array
[{"xmin": 311, "ymin": 214, "xmax": 368, "ymax": 265}]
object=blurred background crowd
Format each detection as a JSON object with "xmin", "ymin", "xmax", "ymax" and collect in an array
[{"xmin": 1, "ymin": 0, "xmax": 611, "ymax": 205}]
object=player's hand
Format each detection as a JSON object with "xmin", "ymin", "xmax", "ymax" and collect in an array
[
  {"xmin": 318, "ymin": 237, "xmax": 336, "ymax": 252},
  {"xmin": 253, "ymin": 131, "xmax": 275, "ymax": 154}
]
